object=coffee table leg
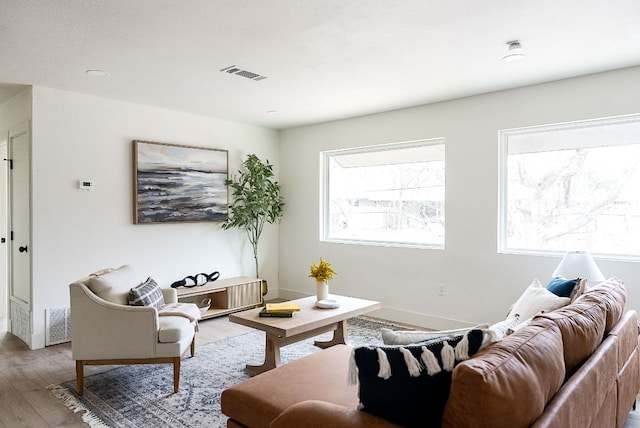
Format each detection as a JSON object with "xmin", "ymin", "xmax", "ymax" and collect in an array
[
  {"xmin": 246, "ymin": 332, "xmax": 281, "ymax": 374},
  {"xmin": 314, "ymin": 320, "xmax": 347, "ymax": 348}
]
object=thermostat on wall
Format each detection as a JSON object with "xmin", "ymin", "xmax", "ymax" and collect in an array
[{"xmin": 77, "ymin": 180, "xmax": 94, "ymax": 191}]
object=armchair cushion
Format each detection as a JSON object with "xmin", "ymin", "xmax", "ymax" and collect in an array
[
  {"xmin": 87, "ymin": 265, "xmax": 142, "ymax": 305},
  {"xmin": 129, "ymin": 277, "xmax": 164, "ymax": 308},
  {"xmin": 158, "ymin": 316, "xmax": 195, "ymax": 343}
]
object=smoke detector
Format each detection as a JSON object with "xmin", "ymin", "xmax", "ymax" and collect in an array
[
  {"xmin": 220, "ymin": 65, "xmax": 267, "ymax": 81},
  {"xmin": 501, "ymin": 40, "xmax": 525, "ymax": 62}
]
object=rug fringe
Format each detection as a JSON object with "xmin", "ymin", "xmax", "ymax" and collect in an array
[{"xmin": 47, "ymin": 384, "xmax": 111, "ymax": 428}]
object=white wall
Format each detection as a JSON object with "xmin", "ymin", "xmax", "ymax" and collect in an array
[
  {"xmin": 29, "ymin": 86, "xmax": 279, "ymax": 348},
  {"xmin": 278, "ymin": 66, "xmax": 640, "ymax": 329},
  {"xmin": 0, "ymin": 88, "xmax": 31, "ymax": 134}
]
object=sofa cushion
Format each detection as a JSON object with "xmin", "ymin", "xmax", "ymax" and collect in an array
[
  {"xmin": 575, "ymin": 277, "xmax": 626, "ymax": 334},
  {"xmin": 158, "ymin": 315, "xmax": 193, "ymax": 343},
  {"xmin": 535, "ymin": 300, "xmax": 606, "ymax": 373},
  {"xmin": 129, "ymin": 277, "xmax": 165, "ymax": 309},
  {"xmin": 507, "ymin": 279, "xmax": 570, "ymax": 321},
  {"xmin": 443, "ymin": 318, "xmax": 565, "ymax": 428},
  {"xmin": 351, "ymin": 330, "xmax": 484, "ymax": 428},
  {"xmin": 271, "ymin": 400, "xmax": 402, "ymax": 428},
  {"xmin": 86, "ymin": 265, "xmax": 142, "ymax": 305}
]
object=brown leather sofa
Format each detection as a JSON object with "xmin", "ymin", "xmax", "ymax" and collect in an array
[{"xmin": 221, "ymin": 278, "xmax": 639, "ymax": 427}]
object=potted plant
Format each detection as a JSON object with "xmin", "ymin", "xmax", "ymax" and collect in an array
[{"xmin": 222, "ymin": 154, "xmax": 285, "ymax": 283}]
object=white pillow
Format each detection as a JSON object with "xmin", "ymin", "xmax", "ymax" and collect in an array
[
  {"xmin": 381, "ymin": 324, "xmax": 490, "ymax": 345},
  {"xmin": 507, "ymin": 278, "xmax": 570, "ymax": 321},
  {"xmin": 489, "ymin": 316, "xmax": 522, "ymax": 341}
]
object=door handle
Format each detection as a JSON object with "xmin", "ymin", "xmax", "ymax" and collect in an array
[{"xmin": 19, "ymin": 245, "xmax": 28, "ymax": 253}]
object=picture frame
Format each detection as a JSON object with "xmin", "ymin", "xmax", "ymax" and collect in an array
[{"xmin": 133, "ymin": 140, "xmax": 228, "ymax": 224}]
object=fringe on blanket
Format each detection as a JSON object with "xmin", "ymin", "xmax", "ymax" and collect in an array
[{"xmin": 47, "ymin": 384, "xmax": 111, "ymax": 428}]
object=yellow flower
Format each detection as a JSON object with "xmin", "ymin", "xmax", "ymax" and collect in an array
[{"xmin": 309, "ymin": 258, "xmax": 337, "ymax": 283}]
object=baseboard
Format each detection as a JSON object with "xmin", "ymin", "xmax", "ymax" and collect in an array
[
  {"xmin": 277, "ymin": 288, "xmax": 476, "ymax": 330},
  {"xmin": 369, "ymin": 306, "xmax": 477, "ymax": 330}
]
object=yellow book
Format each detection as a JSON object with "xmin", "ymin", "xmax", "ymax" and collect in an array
[{"xmin": 266, "ymin": 302, "xmax": 301, "ymax": 313}]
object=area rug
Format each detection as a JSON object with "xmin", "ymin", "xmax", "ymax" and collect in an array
[{"xmin": 49, "ymin": 316, "xmax": 409, "ymax": 428}]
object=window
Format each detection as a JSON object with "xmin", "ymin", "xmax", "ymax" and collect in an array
[
  {"xmin": 322, "ymin": 139, "xmax": 445, "ymax": 248},
  {"xmin": 499, "ymin": 114, "xmax": 640, "ymax": 259}
]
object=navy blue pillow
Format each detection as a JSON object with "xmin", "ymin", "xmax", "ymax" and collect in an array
[
  {"xmin": 546, "ymin": 277, "xmax": 579, "ymax": 298},
  {"xmin": 351, "ymin": 329, "xmax": 484, "ymax": 428}
]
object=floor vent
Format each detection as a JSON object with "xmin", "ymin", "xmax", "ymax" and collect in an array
[
  {"xmin": 220, "ymin": 65, "xmax": 267, "ymax": 81},
  {"xmin": 45, "ymin": 307, "xmax": 71, "ymax": 346}
]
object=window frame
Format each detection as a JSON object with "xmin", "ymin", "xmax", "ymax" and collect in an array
[
  {"xmin": 321, "ymin": 138, "xmax": 446, "ymax": 249},
  {"xmin": 498, "ymin": 114, "xmax": 640, "ymax": 261}
]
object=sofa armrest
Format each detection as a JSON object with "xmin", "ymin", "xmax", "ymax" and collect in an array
[
  {"xmin": 270, "ymin": 400, "xmax": 401, "ymax": 428},
  {"xmin": 70, "ymin": 282, "xmax": 160, "ymax": 360},
  {"xmin": 162, "ymin": 287, "xmax": 178, "ymax": 304}
]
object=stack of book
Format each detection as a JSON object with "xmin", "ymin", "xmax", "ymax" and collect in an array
[{"xmin": 259, "ymin": 302, "xmax": 301, "ymax": 318}]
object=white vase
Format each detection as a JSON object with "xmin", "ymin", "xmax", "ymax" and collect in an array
[{"xmin": 316, "ymin": 280, "xmax": 329, "ymax": 301}]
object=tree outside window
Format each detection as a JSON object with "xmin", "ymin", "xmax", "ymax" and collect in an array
[
  {"xmin": 323, "ymin": 139, "xmax": 445, "ymax": 248},
  {"xmin": 500, "ymin": 115, "xmax": 640, "ymax": 259}
]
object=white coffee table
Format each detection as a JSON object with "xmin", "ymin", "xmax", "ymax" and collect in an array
[{"xmin": 229, "ymin": 294, "xmax": 381, "ymax": 373}]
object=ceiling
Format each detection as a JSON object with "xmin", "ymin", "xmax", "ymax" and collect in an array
[{"xmin": 1, "ymin": 0, "xmax": 639, "ymax": 130}]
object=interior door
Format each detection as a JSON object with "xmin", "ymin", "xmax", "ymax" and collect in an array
[{"xmin": 8, "ymin": 121, "xmax": 30, "ymax": 305}]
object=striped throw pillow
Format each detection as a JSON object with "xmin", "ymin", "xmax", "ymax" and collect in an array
[{"xmin": 129, "ymin": 277, "xmax": 164, "ymax": 309}]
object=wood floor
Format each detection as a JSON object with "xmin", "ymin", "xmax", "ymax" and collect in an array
[
  {"xmin": 0, "ymin": 316, "xmax": 253, "ymax": 427},
  {"xmin": 1, "ymin": 315, "xmax": 639, "ymax": 428}
]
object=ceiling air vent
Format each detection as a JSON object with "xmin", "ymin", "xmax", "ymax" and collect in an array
[{"xmin": 220, "ymin": 65, "xmax": 267, "ymax": 81}]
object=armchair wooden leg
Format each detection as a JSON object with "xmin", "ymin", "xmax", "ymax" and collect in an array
[
  {"xmin": 190, "ymin": 335, "xmax": 196, "ymax": 357},
  {"xmin": 173, "ymin": 357, "xmax": 180, "ymax": 393},
  {"xmin": 76, "ymin": 360, "xmax": 84, "ymax": 396}
]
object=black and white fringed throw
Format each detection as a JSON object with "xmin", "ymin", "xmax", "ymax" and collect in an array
[{"xmin": 348, "ymin": 329, "xmax": 485, "ymax": 428}]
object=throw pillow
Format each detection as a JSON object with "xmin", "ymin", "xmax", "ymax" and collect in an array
[
  {"xmin": 488, "ymin": 316, "xmax": 522, "ymax": 341},
  {"xmin": 129, "ymin": 277, "xmax": 165, "ymax": 309},
  {"xmin": 507, "ymin": 279, "xmax": 570, "ymax": 321},
  {"xmin": 381, "ymin": 324, "xmax": 489, "ymax": 345},
  {"xmin": 349, "ymin": 329, "xmax": 484, "ymax": 428},
  {"xmin": 570, "ymin": 278, "xmax": 587, "ymax": 302},
  {"xmin": 546, "ymin": 276, "xmax": 582, "ymax": 300}
]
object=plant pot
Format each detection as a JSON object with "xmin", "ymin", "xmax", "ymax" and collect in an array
[{"xmin": 316, "ymin": 280, "xmax": 329, "ymax": 301}]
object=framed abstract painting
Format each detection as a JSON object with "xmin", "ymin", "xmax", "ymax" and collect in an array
[{"xmin": 133, "ymin": 140, "xmax": 228, "ymax": 223}]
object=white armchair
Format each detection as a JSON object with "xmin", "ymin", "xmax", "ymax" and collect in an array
[{"xmin": 69, "ymin": 265, "xmax": 196, "ymax": 395}]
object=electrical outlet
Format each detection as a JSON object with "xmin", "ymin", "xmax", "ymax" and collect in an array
[{"xmin": 438, "ymin": 282, "xmax": 445, "ymax": 296}]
